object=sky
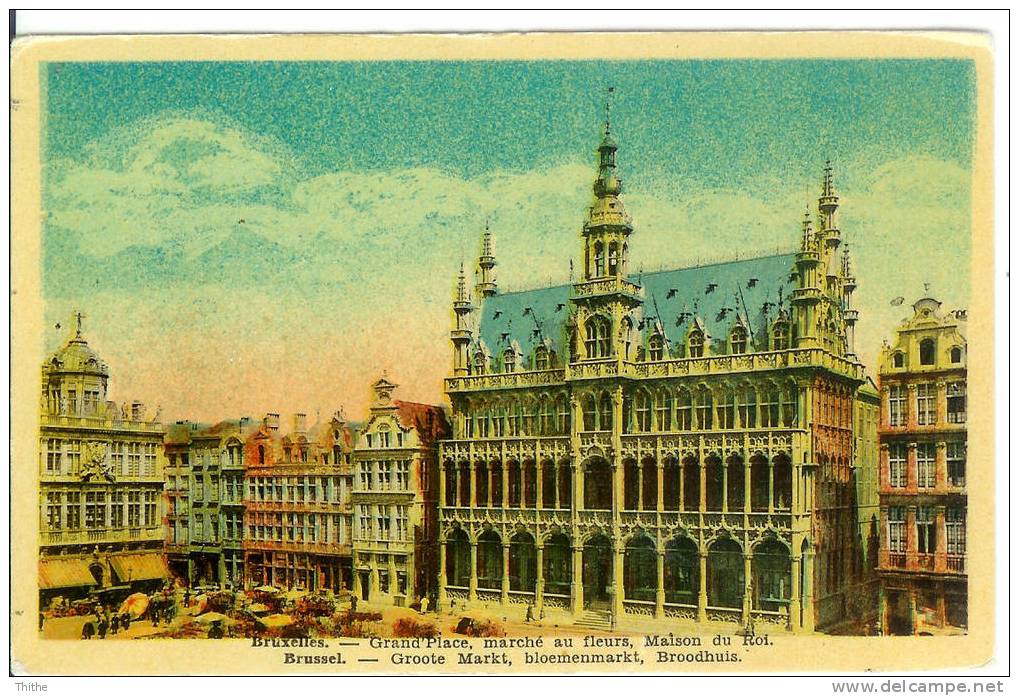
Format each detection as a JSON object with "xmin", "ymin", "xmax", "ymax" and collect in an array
[{"xmin": 40, "ymin": 59, "xmax": 976, "ymax": 423}]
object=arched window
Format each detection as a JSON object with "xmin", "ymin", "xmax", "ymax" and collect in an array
[
  {"xmin": 503, "ymin": 348, "xmax": 516, "ymax": 373},
  {"xmin": 718, "ymin": 386, "xmax": 736, "ymax": 429},
  {"xmin": 582, "ymin": 395, "xmax": 597, "ymax": 432},
  {"xmin": 634, "ymin": 390, "xmax": 651, "ymax": 432},
  {"xmin": 753, "ymin": 540, "xmax": 791, "ymax": 611},
  {"xmin": 473, "ymin": 350, "xmax": 487, "ymax": 375},
  {"xmin": 445, "ymin": 529, "xmax": 471, "ymax": 588},
  {"xmin": 543, "ymin": 533, "xmax": 572, "ymax": 596},
  {"xmin": 676, "ymin": 389, "xmax": 693, "ymax": 430},
  {"xmin": 688, "ymin": 329, "xmax": 705, "ymax": 358},
  {"xmin": 655, "ymin": 389, "xmax": 672, "ymax": 431},
  {"xmin": 509, "ymin": 531, "xmax": 537, "ymax": 592},
  {"xmin": 707, "ymin": 537, "xmax": 744, "ymax": 608},
  {"xmin": 257, "ymin": 445, "xmax": 265, "ymax": 466},
  {"xmin": 696, "ymin": 389, "xmax": 713, "ymax": 429},
  {"xmin": 739, "ymin": 386, "xmax": 757, "ymax": 428},
  {"xmin": 731, "ymin": 325, "xmax": 748, "ymax": 354},
  {"xmin": 608, "ymin": 242, "xmax": 619, "ymax": 276},
  {"xmin": 584, "ymin": 457, "xmax": 613, "ymax": 510},
  {"xmin": 585, "ymin": 316, "xmax": 612, "ymax": 359},
  {"xmin": 705, "ymin": 456, "xmax": 724, "ymax": 511},
  {"xmin": 950, "ymin": 346, "xmax": 963, "ymax": 364},
  {"xmin": 892, "ymin": 352, "xmax": 905, "ymax": 368},
  {"xmin": 557, "ymin": 395, "xmax": 571, "ymax": 434},
  {"xmin": 919, "ymin": 338, "xmax": 936, "ymax": 366},
  {"xmin": 772, "ymin": 321, "xmax": 790, "ymax": 350},
  {"xmin": 624, "ymin": 535, "xmax": 657, "ymax": 602},
  {"xmin": 594, "ymin": 241, "xmax": 605, "ymax": 277},
  {"xmin": 664, "ymin": 536, "xmax": 699, "ymax": 605},
  {"xmin": 648, "ymin": 334, "xmax": 665, "ymax": 361},
  {"xmin": 682, "ymin": 455, "xmax": 700, "ymax": 510},
  {"xmin": 598, "ymin": 393, "xmax": 613, "ymax": 431},
  {"xmin": 534, "ymin": 345, "xmax": 550, "ymax": 370},
  {"xmin": 750, "ymin": 455, "xmax": 769, "ymax": 511},
  {"xmin": 477, "ymin": 530, "xmax": 503, "ymax": 589}
]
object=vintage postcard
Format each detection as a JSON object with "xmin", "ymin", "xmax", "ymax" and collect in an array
[{"xmin": 10, "ymin": 30, "xmax": 996, "ymax": 676}]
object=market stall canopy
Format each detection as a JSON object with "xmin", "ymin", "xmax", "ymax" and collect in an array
[
  {"xmin": 257, "ymin": 614, "xmax": 293, "ymax": 628},
  {"xmin": 109, "ymin": 553, "xmax": 167, "ymax": 583},
  {"xmin": 39, "ymin": 557, "xmax": 97, "ymax": 589},
  {"xmin": 195, "ymin": 612, "xmax": 234, "ymax": 625}
]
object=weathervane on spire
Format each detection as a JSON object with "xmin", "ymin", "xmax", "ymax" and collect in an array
[{"xmin": 605, "ymin": 86, "xmax": 615, "ymax": 134}]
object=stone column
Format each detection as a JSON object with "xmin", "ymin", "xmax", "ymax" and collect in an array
[
  {"xmin": 935, "ymin": 505, "xmax": 948, "ymax": 573},
  {"xmin": 388, "ymin": 554, "xmax": 397, "ymax": 602},
  {"xmin": 656, "ymin": 461, "xmax": 665, "ymax": 513},
  {"xmin": 678, "ymin": 459, "xmax": 685, "ymax": 512},
  {"xmin": 878, "ymin": 586, "xmax": 887, "ymax": 635},
  {"xmin": 501, "ymin": 543, "xmax": 510, "ymax": 605},
  {"xmin": 612, "ymin": 542, "xmax": 624, "ymax": 620},
  {"xmin": 768, "ymin": 460, "xmax": 775, "ymax": 514},
  {"xmin": 908, "ymin": 591, "xmax": 918, "ymax": 635},
  {"xmin": 698, "ymin": 460, "xmax": 707, "ymax": 512},
  {"xmin": 502, "ymin": 462, "xmax": 510, "ymax": 509},
  {"xmin": 637, "ymin": 460, "xmax": 645, "ymax": 511},
  {"xmin": 655, "ymin": 550, "xmax": 665, "ymax": 618},
  {"xmin": 575, "ymin": 461, "xmax": 584, "ymax": 512},
  {"xmin": 437, "ymin": 540, "xmax": 447, "ymax": 611},
  {"xmin": 906, "ymin": 384, "xmax": 918, "ymax": 428},
  {"xmin": 535, "ymin": 544, "xmax": 545, "ymax": 615},
  {"xmin": 468, "ymin": 541, "xmax": 478, "ymax": 601},
  {"xmin": 697, "ymin": 551, "xmax": 708, "ymax": 621},
  {"xmin": 802, "ymin": 549, "xmax": 815, "ymax": 632},
  {"xmin": 743, "ymin": 454, "xmax": 752, "ymax": 515},
  {"xmin": 906, "ymin": 506, "xmax": 918, "ymax": 569},
  {"xmin": 571, "ymin": 544, "xmax": 584, "ymax": 613},
  {"xmin": 722, "ymin": 463, "xmax": 729, "ymax": 513},
  {"xmin": 554, "ymin": 462, "xmax": 561, "ymax": 509},
  {"xmin": 789, "ymin": 554, "xmax": 802, "ymax": 632},
  {"xmin": 536, "ymin": 459, "xmax": 543, "ymax": 510},
  {"xmin": 469, "ymin": 460, "xmax": 477, "ymax": 507},
  {"xmin": 742, "ymin": 552, "xmax": 753, "ymax": 625}
]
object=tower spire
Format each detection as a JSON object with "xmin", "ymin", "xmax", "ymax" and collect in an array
[{"xmin": 475, "ymin": 221, "xmax": 497, "ymax": 299}]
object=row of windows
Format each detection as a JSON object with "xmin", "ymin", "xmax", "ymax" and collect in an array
[
  {"xmin": 363, "ymin": 427, "xmax": 406, "ymax": 449},
  {"xmin": 44, "ymin": 489, "xmax": 158, "ymax": 530},
  {"xmin": 246, "ymin": 512, "xmax": 348, "ymax": 545},
  {"xmin": 355, "ymin": 504, "xmax": 410, "ymax": 542},
  {"xmin": 887, "ymin": 442, "xmax": 966, "ymax": 488},
  {"xmin": 43, "ymin": 439, "xmax": 158, "ymax": 477},
  {"xmin": 887, "ymin": 382, "xmax": 966, "ymax": 427},
  {"xmin": 356, "ymin": 459, "xmax": 411, "ymax": 491},
  {"xmin": 890, "ymin": 340, "xmax": 964, "ymax": 369},
  {"xmin": 887, "ymin": 506, "xmax": 966, "ymax": 555},
  {"xmin": 463, "ymin": 396, "xmax": 571, "ymax": 438},
  {"xmin": 246, "ymin": 476, "xmax": 347, "ymax": 504}
]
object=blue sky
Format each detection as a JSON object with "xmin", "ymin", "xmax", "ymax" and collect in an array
[{"xmin": 40, "ymin": 59, "xmax": 976, "ymax": 420}]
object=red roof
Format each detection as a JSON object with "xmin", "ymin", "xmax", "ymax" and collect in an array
[{"xmin": 394, "ymin": 400, "xmax": 450, "ymax": 445}]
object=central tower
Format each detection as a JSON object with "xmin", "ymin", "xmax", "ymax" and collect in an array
[{"xmin": 570, "ymin": 97, "xmax": 645, "ymax": 363}]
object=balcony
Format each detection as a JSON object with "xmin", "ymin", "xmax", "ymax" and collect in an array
[
  {"xmin": 445, "ymin": 368, "xmax": 566, "ymax": 393},
  {"xmin": 42, "ymin": 527, "xmax": 164, "ymax": 546},
  {"xmin": 242, "ymin": 539, "xmax": 351, "ymax": 556}
]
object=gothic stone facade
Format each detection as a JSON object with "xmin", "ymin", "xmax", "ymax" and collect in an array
[
  {"xmin": 351, "ymin": 378, "xmax": 450, "ymax": 607},
  {"xmin": 437, "ymin": 122, "xmax": 877, "ymax": 633},
  {"xmin": 39, "ymin": 322, "xmax": 167, "ymax": 602},
  {"xmin": 877, "ymin": 296, "xmax": 967, "ymax": 635}
]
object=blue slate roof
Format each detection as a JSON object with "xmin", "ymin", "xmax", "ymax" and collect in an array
[{"xmin": 476, "ymin": 252, "xmax": 797, "ymax": 367}]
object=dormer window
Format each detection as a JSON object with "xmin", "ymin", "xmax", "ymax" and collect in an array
[
  {"xmin": 473, "ymin": 350, "xmax": 487, "ymax": 375},
  {"xmin": 772, "ymin": 321, "xmax": 790, "ymax": 350},
  {"xmin": 950, "ymin": 346, "xmax": 963, "ymax": 363},
  {"xmin": 730, "ymin": 325, "xmax": 748, "ymax": 355},
  {"xmin": 919, "ymin": 338, "xmax": 936, "ymax": 366},
  {"xmin": 893, "ymin": 352, "xmax": 905, "ymax": 368},
  {"xmin": 503, "ymin": 348, "xmax": 516, "ymax": 373},
  {"xmin": 534, "ymin": 346, "xmax": 550, "ymax": 371},
  {"xmin": 688, "ymin": 330, "xmax": 704, "ymax": 358},
  {"xmin": 608, "ymin": 242, "xmax": 619, "ymax": 275},
  {"xmin": 648, "ymin": 334, "xmax": 665, "ymax": 361},
  {"xmin": 585, "ymin": 316, "xmax": 611, "ymax": 359}
]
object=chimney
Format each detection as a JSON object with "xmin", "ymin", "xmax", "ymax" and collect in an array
[
  {"xmin": 131, "ymin": 400, "xmax": 145, "ymax": 421},
  {"xmin": 334, "ymin": 409, "xmax": 346, "ymax": 424},
  {"xmin": 291, "ymin": 413, "xmax": 307, "ymax": 434},
  {"xmin": 264, "ymin": 412, "xmax": 280, "ymax": 431}
]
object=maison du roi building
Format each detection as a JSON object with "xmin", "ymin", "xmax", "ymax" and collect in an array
[
  {"xmin": 437, "ymin": 119, "xmax": 880, "ymax": 634},
  {"xmin": 38, "ymin": 318, "xmax": 168, "ymax": 602},
  {"xmin": 876, "ymin": 295, "xmax": 967, "ymax": 635}
]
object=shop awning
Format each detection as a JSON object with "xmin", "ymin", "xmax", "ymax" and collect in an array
[
  {"xmin": 39, "ymin": 557, "xmax": 97, "ymax": 590},
  {"xmin": 109, "ymin": 553, "xmax": 168, "ymax": 583}
]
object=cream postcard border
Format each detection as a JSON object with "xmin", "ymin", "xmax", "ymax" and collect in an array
[{"xmin": 10, "ymin": 31, "xmax": 995, "ymax": 675}]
